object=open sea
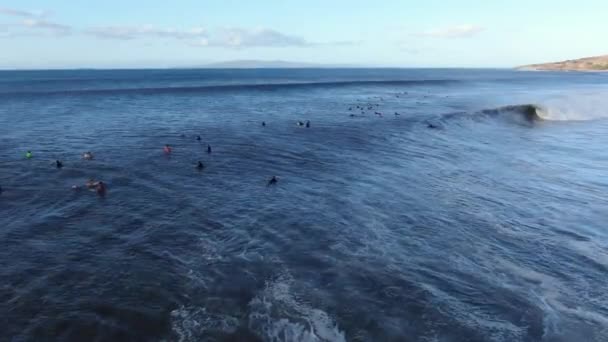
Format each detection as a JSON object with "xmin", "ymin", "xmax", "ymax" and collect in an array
[{"xmin": 0, "ymin": 68, "xmax": 607, "ymax": 342}]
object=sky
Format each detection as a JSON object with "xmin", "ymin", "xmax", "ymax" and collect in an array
[{"xmin": 1, "ymin": 0, "xmax": 607, "ymax": 69}]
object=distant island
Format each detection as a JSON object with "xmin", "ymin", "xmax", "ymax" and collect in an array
[
  {"xmin": 200, "ymin": 60, "xmax": 355, "ymax": 69},
  {"xmin": 519, "ymin": 55, "xmax": 608, "ymax": 71}
]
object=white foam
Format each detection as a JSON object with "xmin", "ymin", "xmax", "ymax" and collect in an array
[
  {"xmin": 536, "ymin": 91, "xmax": 608, "ymax": 121},
  {"xmin": 248, "ymin": 273, "xmax": 346, "ymax": 342},
  {"xmin": 170, "ymin": 306, "xmax": 239, "ymax": 342}
]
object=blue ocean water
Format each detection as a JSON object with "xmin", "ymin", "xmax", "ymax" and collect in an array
[{"xmin": 0, "ymin": 68, "xmax": 607, "ymax": 342}]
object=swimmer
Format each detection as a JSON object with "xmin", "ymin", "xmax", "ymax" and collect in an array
[
  {"xmin": 163, "ymin": 145, "xmax": 172, "ymax": 154},
  {"xmin": 71, "ymin": 185, "xmax": 80, "ymax": 190},
  {"xmin": 394, "ymin": 112, "xmax": 400, "ymax": 116},
  {"xmin": 427, "ymin": 123, "xmax": 438, "ymax": 129},
  {"xmin": 83, "ymin": 152, "xmax": 94, "ymax": 160},
  {"xmin": 305, "ymin": 121, "xmax": 310, "ymax": 128},
  {"xmin": 0, "ymin": 185, "xmax": 2, "ymax": 194},
  {"xmin": 297, "ymin": 121, "xmax": 304, "ymax": 127},
  {"xmin": 56, "ymin": 160, "xmax": 63, "ymax": 169},
  {"xmin": 196, "ymin": 161, "xmax": 204, "ymax": 170},
  {"xmin": 267, "ymin": 176, "xmax": 278, "ymax": 186},
  {"xmin": 196, "ymin": 135, "xmax": 201, "ymax": 141},
  {"xmin": 95, "ymin": 181, "xmax": 106, "ymax": 196},
  {"xmin": 207, "ymin": 145, "xmax": 212, "ymax": 154},
  {"xmin": 25, "ymin": 151, "xmax": 32, "ymax": 159},
  {"xmin": 262, "ymin": 121, "xmax": 266, "ymax": 127}
]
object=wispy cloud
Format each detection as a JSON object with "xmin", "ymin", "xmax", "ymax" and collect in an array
[
  {"xmin": 86, "ymin": 25, "xmax": 206, "ymax": 40},
  {"xmin": 22, "ymin": 18, "xmax": 71, "ymax": 36},
  {"xmin": 206, "ymin": 27, "xmax": 310, "ymax": 47},
  {"xmin": 415, "ymin": 24, "xmax": 484, "ymax": 39},
  {"xmin": 0, "ymin": 7, "xmax": 39, "ymax": 18},
  {"xmin": 0, "ymin": 7, "xmax": 70, "ymax": 37},
  {"xmin": 87, "ymin": 25, "xmax": 343, "ymax": 48}
]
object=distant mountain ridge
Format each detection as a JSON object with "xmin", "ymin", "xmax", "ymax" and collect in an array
[
  {"xmin": 201, "ymin": 60, "xmax": 350, "ymax": 69},
  {"xmin": 519, "ymin": 55, "xmax": 608, "ymax": 71}
]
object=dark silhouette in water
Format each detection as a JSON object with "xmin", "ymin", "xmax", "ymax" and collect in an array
[
  {"xmin": 207, "ymin": 145, "xmax": 212, "ymax": 154},
  {"xmin": 297, "ymin": 121, "xmax": 304, "ymax": 127},
  {"xmin": 267, "ymin": 176, "xmax": 278, "ymax": 186},
  {"xmin": 56, "ymin": 160, "xmax": 63, "ymax": 169},
  {"xmin": 394, "ymin": 112, "xmax": 400, "ymax": 116},
  {"xmin": 262, "ymin": 121, "xmax": 266, "ymax": 127},
  {"xmin": 427, "ymin": 123, "xmax": 439, "ymax": 129},
  {"xmin": 96, "ymin": 181, "xmax": 106, "ymax": 197},
  {"xmin": 306, "ymin": 121, "xmax": 310, "ymax": 128},
  {"xmin": 196, "ymin": 135, "xmax": 201, "ymax": 141},
  {"xmin": 0, "ymin": 185, "xmax": 2, "ymax": 195},
  {"xmin": 196, "ymin": 161, "xmax": 204, "ymax": 170}
]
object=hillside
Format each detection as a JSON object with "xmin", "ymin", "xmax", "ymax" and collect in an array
[{"xmin": 519, "ymin": 55, "xmax": 608, "ymax": 71}]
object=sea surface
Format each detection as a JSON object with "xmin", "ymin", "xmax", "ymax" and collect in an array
[{"xmin": 0, "ymin": 69, "xmax": 607, "ymax": 342}]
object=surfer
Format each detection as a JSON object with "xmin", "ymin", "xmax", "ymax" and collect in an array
[
  {"xmin": 267, "ymin": 176, "xmax": 278, "ymax": 186},
  {"xmin": 95, "ymin": 181, "xmax": 106, "ymax": 196}
]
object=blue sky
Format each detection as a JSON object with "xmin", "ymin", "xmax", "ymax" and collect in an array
[{"xmin": 1, "ymin": 0, "xmax": 606, "ymax": 69}]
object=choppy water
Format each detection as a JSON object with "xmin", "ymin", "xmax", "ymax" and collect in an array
[{"xmin": 1, "ymin": 69, "xmax": 607, "ymax": 342}]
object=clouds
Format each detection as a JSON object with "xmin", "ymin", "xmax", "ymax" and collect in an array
[
  {"xmin": 416, "ymin": 25, "xmax": 485, "ymax": 39},
  {"xmin": 1, "ymin": 6, "xmax": 351, "ymax": 48},
  {"xmin": 0, "ymin": 7, "xmax": 71, "ymax": 36},
  {"xmin": 0, "ymin": 7, "xmax": 39, "ymax": 18},
  {"xmin": 86, "ymin": 25, "xmax": 206, "ymax": 40},
  {"xmin": 22, "ymin": 18, "xmax": 72, "ymax": 36},
  {"xmin": 198, "ymin": 28, "xmax": 311, "ymax": 48},
  {"xmin": 86, "ymin": 25, "xmax": 337, "ymax": 48}
]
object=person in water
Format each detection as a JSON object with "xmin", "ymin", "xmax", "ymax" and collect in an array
[
  {"xmin": 25, "ymin": 151, "xmax": 32, "ymax": 159},
  {"xmin": 207, "ymin": 145, "xmax": 212, "ymax": 154},
  {"xmin": 196, "ymin": 161, "xmax": 204, "ymax": 170},
  {"xmin": 305, "ymin": 121, "xmax": 310, "ymax": 128},
  {"xmin": 95, "ymin": 181, "xmax": 106, "ymax": 196},
  {"xmin": 163, "ymin": 145, "xmax": 172, "ymax": 154},
  {"xmin": 262, "ymin": 121, "xmax": 266, "ymax": 127},
  {"xmin": 83, "ymin": 152, "xmax": 94, "ymax": 160},
  {"xmin": 267, "ymin": 176, "xmax": 278, "ymax": 186},
  {"xmin": 56, "ymin": 160, "xmax": 63, "ymax": 169},
  {"xmin": 196, "ymin": 135, "xmax": 201, "ymax": 141},
  {"xmin": 297, "ymin": 121, "xmax": 304, "ymax": 127}
]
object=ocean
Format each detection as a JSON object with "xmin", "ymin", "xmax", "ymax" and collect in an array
[{"xmin": 0, "ymin": 68, "xmax": 607, "ymax": 342}]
